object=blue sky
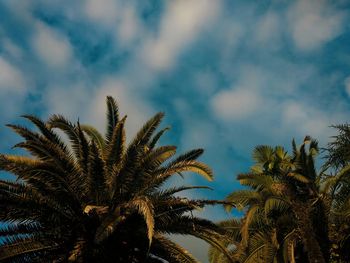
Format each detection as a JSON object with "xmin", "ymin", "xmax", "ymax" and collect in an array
[{"xmin": 0, "ymin": 0, "xmax": 350, "ymax": 261}]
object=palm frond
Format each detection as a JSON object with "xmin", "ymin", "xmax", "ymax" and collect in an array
[
  {"xmin": 225, "ymin": 190, "xmax": 261, "ymax": 212},
  {"xmin": 152, "ymin": 234, "xmax": 199, "ymax": 263},
  {"xmin": 87, "ymin": 141, "xmax": 106, "ymax": 204},
  {"xmin": 149, "ymin": 127, "xmax": 170, "ymax": 150},
  {"xmin": 264, "ymin": 197, "xmax": 290, "ymax": 218},
  {"xmin": 105, "ymin": 96, "xmax": 119, "ymax": 143},
  {"xmin": 252, "ymin": 145, "xmax": 274, "ymax": 164},
  {"xmin": 128, "ymin": 196, "xmax": 155, "ymax": 247},
  {"xmin": 129, "ymin": 112, "xmax": 164, "ymax": 150},
  {"xmin": 21, "ymin": 115, "xmax": 68, "ymax": 154},
  {"xmin": 156, "ymin": 160, "xmax": 213, "ymax": 183},
  {"xmin": 237, "ymin": 173, "xmax": 274, "ymax": 191},
  {"xmin": 170, "ymin": 149, "xmax": 204, "ymax": 164},
  {"xmin": 94, "ymin": 207, "xmax": 126, "ymax": 244},
  {"xmin": 81, "ymin": 124, "xmax": 105, "ymax": 150},
  {"xmin": 0, "ymin": 239, "xmax": 59, "ymax": 261},
  {"xmin": 105, "ymin": 116, "xmax": 126, "ymax": 168}
]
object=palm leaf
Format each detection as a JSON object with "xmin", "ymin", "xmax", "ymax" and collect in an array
[
  {"xmin": 105, "ymin": 116, "xmax": 126, "ymax": 168},
  {"xmin": 264, "ymin": 197, "xmax": 290, "ymax": 218},
  {"xmin": 0, "ymin": 239, "xmax": 59, "ymax": 261},
  {"xmin": 149, "ymin": 127, "xmax": 170, "ymax": 150},
  {"xmin": 252, "ymin": 145, "xmax": 274, "ymax": 164},
  {"xmin": 81, "ymin": 125, "xmax": 105, "ymax": 149},
  {"xmin": 157, "ymin": 160, "xmax": 213, "ymax": 182},
  {"xmin": 225, "ymin": 190, "xmax": 260, "ymax": 212},
  {"xmin": 152, "ymin": 234, "xmax": 199, "ymax": 263},
  {"xmin": 128, "ymin": 196, "xmax": 155, "ymax": 247},
  {"xmin": 129, "ymin": 112, "xmax": 164, "ymax": 150},
  {"xmin": 237, "ymin": 173, "xmax": 274, "ymax": 191},
  {"xmin": 105, "ymin": 96, "xmax": 119, "ymax": 143}
]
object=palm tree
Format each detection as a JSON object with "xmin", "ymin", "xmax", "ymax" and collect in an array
[
  {"xmin": 322, "ymin": 124, "xmax": 350, "ymax": 262},
  {"xmin": 0, "ymin": 96, "xmax": 231, "ymax": 262},
  {"xmin": 209, "ymin": 139, "xmax": 329, "ymax": 263}
]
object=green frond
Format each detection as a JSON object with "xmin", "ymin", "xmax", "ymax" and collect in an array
[
  {"xmin": 163, "ymin": 216, "xmax": 235, "ymax": 263},
  {"xmin": 208, "ymin": 245, "xmax": 226, "ymax": 263},
  {"xmin": 193, "ymin": 231, "xmax": 234, "ymax": 263},
  {"xmin": 158, "ymin": 185, "xmax": 212, "ymax": 197},
  {"xmin": 87, "ymin": 141, "xmax": 107, "ymax": 204},
  {"xmin": 47, "ymin": 114, "xmax": 79, "ymax": 149},
  {"xmin": 170, "ymin": 149, "xmax": 204, "ymax": 163},
  {"xmin": 81, "ymin": 124, "xmax": 105, "ymax": 149},
  {"xmin": 309, "ymin": 139, "xmax": 319, "ymax": 156},
  {"xmin": 105, "ymin": 96, "xmax": 119, "ymax": 143},
  {"xmin": 143, "ymin": 146, "xmax": 177, "ymax": 168},
  {"xmin": 252, "ymin": 145, "xmax": 274, "ymax": 165},
  {"xmin": 237, "ymin": 173, "xmax": 274, "ymax": 191},
  {"xmin": 21, "ymin": 115, "xmax": 68, "ymax": 154},
  {"xmin": 0, "ymin": 222, "xmax": 41, "ymax": 237},
  {"xmin": 287, "ymin": 172, "xmax": 310, "ymax": 183},
  {"xmin": 292, "ymin": 139, "xmax": 298, "ymax": 158},
  {"xmin": 242, "ymin": 243, "xmax": 269, "ymax": 263},
  {"xmin": 47, "ymin": 115, "xmax": 90, "ymax": 179},
  {"xmin": 225, "ymin": 190, "xmax": 261, "ymax": 212},
  {"xmin": 129, "ymin": 112, "xmax": 164, "ymax": 149},
  {"xmin": 274, "ymin": 146, "xmax": 288, "ymax": 161},
  {"xmin": 264, "ymin": 197, "xmax": 290, "ymax": 218},
  {"xmin": 0, "ymin": 239, "xmax": 59, "ymax": 261},
  {"xmin": 76, "ymin": 122, "xmax": 90, "ymax": 175},
  {"xmin": 5, "ymin": 124, "xmax": 74, "ymax": 170},
  {"xmin": 152, "ymin": 234, "xmax": 199, "ymax": 263},
  {"xmin": 105, "ymin": 116, "xmax": 126, "ymax": 167},
  {"xmin": 156, "ymin": 160, "xmax": 213, "ymax": 183},
  {"xmin": 241, "ymin": 206, "xmax": 260, "ymax": 248},
  {"xmin": 0, "ymin": 180, "xmax": 77, "ymax": 222},
  {"xmin": 149, "ymin": 127, "xmax": 170, "ymax": 150},
  {"xmin": 128, "ymin": 196, "xmax": 155, "ymax": 247},
  {"xmin": 281, "ymin": 230, "xmax": 297, "ymax": 263},
  {"xmin": 0, "ymin": 155, "xmax": 68, "ymax": 193}
]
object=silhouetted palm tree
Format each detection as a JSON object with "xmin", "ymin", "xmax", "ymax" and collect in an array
[
  {"xmin": 0, "ymin": 96, "xmax": 231, "ymax": 263},
  {"xmin": 209, "ymin": 139, "xmax": 329, "ymax": 263}
]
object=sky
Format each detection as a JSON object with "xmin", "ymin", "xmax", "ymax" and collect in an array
[{"xmin": 0, "ymin": 0, "xmax": 350, "ymax": 261}]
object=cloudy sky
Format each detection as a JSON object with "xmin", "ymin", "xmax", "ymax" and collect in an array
[{"xmin": 0, "ymin": 0, "xmax": 350, "ymax": 261}]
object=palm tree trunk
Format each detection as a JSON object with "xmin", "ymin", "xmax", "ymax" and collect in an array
[{"xmin": 292, "ymin": 202, "xmax": 326, "ymax": 263}]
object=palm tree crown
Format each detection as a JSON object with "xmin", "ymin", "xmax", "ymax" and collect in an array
[
  {"xmin": 209, "ymin": 138, "xmax": 329, "ymax": 263},
  {"xmin": 0, "ymin": 96, "xmax": 230, "ymax": 262}
]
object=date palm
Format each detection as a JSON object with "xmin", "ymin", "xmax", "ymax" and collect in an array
[
  {"xmin": 322, "ymin": 124, "xmax": 350, "ymax": 262},
  {"xmin": 209, "ymin": 139, "xmax": 329, "ymax": 263},
  {"xmin": 0, "ymin": 96, "xmax": 231, "ymax": 262}
]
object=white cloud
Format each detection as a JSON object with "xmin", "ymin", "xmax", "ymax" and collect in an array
[
  {"xmin": 142, "ymin": 0, "xmax": 221, "ymax": 71},
  {"xmin": 32, "ymin": 22, "xmax": 73, "ymax": 68},
  {"xmin": 2, "ymin": 38, "xmax": 23, "ymax": 59},
  {"xmin": 281, "ymin": 101, "xmax": 332, "ymax": 142},
  {"xmin": 44, "ymin": 78, "xmax": 155, "ymax": 141},
  {"xmin": 287, "ymin": 0, "xmax": 346, "ymax": 51},
  {"xmin": 211, "ymin": 88, "xmax": 260, "ymax": 121},
  {"xmin": 44, "ymin": 84, "xmax": 91, "ymax": 120},
  {"xmin": 88, "ymin": 78, "xmax": 155, "ymax": 140},
  {"xmin": 0, "ymin": 57, "xmax": 24, "ymax": 92},
  {"xmin": 84, "ymin": 0, "xmax": 119, "ymax": 25},
  {"xmin": 116, "ymin": 5, "xmax": 142, "ymax": 45},
  {"xmin": 254, "ymin": 12, "xmax": 281, "ymax": 47}
]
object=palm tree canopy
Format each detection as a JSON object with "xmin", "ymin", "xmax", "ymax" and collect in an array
[{"xmin": 0, "ymin": 96, "xmax": 230, "ymax": 262}]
